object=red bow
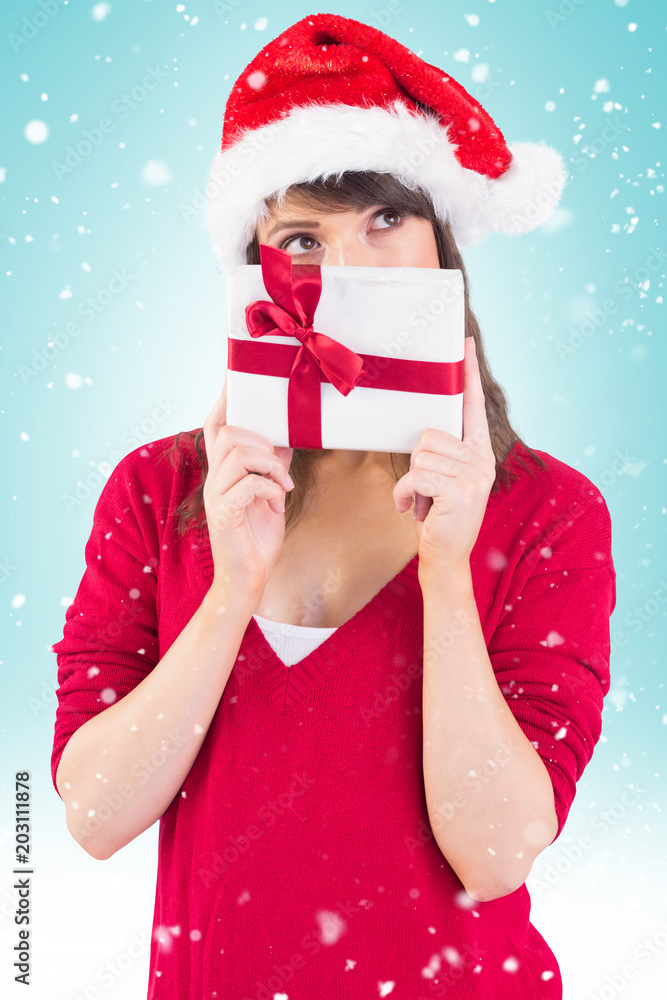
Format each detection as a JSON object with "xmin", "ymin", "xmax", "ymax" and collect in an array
[{"xmin": 244, "ymin": 244, "xmax": 367, "ymax": 447}]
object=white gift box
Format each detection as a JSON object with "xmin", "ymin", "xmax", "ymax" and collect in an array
[{"xmin": 225, "ymin": 259, "xmax": 465, "ymax": 453}]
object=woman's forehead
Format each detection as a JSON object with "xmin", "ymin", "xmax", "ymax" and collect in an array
[{"xmin": 261, "ymin": 194, "xmax": 370, "ymax": 223}]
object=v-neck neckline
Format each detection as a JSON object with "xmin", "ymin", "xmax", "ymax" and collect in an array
[
  {"xmin": 197, "ymin": 536, "xmax": 420, "ymax": 713},
  {"xmin": 193, "ymin": 446, "xmax": 516, "ymax": 714}
]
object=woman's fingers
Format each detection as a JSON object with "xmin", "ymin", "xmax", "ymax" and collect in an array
[
  {"xmin": 207, "ymin": 474, "xmax": 287, "ymax": 537},
  {"xmin": 462, "ymin": 336, "xmax": 493, "ymax": 456},
  {"xmin": 206, "ymin": 445, "xmax": 294, "ymax": 501},
  {"xmin": 202, "ymin": 380, "xmax": 295, "ymax": 543},
  {"xmin": 209, "ymin": 427, "xmax": 286, "ymax": 475},
  {"xmin": 202, "ymin": 379, "xmax": 228, "ymax": 482}
]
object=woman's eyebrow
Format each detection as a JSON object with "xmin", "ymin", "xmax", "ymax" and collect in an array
[{"xmin": 265, "ymin": 219, "xmax": 322, "ymax": 238}]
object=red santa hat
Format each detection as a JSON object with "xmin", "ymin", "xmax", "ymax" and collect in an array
[{"xmin": 206, "ymin": 12, "xmax": 568, "ymax": 273}]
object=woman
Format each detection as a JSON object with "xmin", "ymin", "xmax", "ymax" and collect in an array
[{"xmin": 51, "ymin": 13, "xmax": 616, "ymax": 999}]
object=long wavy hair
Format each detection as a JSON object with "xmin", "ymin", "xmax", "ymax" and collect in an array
[{"xmin": 167, "ymin": 171, "xmax": 546, "ymax": 537}]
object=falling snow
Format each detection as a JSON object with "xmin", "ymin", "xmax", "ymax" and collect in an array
[
  {"xmin": 10, "ymin": 5, "xmax": 665, "ymax": 996},
  {"xmin": 91, "ymin": 3, "xmax": 111, "ymax": 21},
  {"xmin": 142, "ymin": 160, "xmax": 172, "ymax": 186},
  {"xmin": 247, "ymin": 70, "xmax": 268, "ymax": 91},
  {"xmin": 24, "ymin": 120, "xmax": 48, "ymax": 143},
  {"xmin": 316, "ymin": 910, "xmax": 346, "ymax": 945}
]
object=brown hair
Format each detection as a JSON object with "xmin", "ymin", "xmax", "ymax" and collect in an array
[{"xmin": 168, "ymin": 171, "xmax": 546, "ymax": 536}]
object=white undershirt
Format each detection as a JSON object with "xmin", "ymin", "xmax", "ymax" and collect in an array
[{"xmin": 253, "ymin": 613, "xmax": 339, "ymax": 667}]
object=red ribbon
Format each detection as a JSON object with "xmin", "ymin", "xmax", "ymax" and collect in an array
[
  {"xmin": 242, "ymin": 244, "xmax": 367, "ymax": 448},
  {"xmin": 230, "ymin": 243, "xmax": 464, "ymax": 449}
]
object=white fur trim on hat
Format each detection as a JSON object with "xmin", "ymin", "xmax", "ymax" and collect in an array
[{"xmin": 205, "ymin": 100, "xmax": 568, "ymax": 274}]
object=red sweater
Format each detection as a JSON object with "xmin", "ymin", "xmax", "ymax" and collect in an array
[{"xmin": 51, "ymin": 433, "xmax": 616, "ymax": 999}]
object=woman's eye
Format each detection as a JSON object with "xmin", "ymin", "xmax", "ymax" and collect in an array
[
  {"xmin": 372, "ymin": 211, "xmax": 402, "ymax": 230},
  {"xmin": 281, "ymin": 235, "xmax": 320, "ymax": 254}
]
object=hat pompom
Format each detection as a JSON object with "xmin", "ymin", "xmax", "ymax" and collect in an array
[{"xmin": 480, "ymin": 141, "xmax": 569, "ymax": 239}]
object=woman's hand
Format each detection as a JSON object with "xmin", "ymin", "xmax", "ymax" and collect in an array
[
  {"xmin": 393, "ymin": 336, "xmax": 496, "ymax": 572},
  {"xmin": 202, "ymin": 375, "xmax": 294, "ymax": 601}
]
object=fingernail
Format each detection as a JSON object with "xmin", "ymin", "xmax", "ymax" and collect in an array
[{"xmin": 286, "ymin": 474, "xmax": 295, "ymax": 489}]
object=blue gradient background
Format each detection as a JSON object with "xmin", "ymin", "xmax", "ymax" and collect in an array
[{"xmin": 1, "ymin": 1, "xmax": 665, "ymax": 998}]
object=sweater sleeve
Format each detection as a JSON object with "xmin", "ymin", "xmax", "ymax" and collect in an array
[
  {"xmin": 50, "ymin": 450, "xmax": 161, "ymax": 800},
  {"xmin": 487, "ymin": 487, "xmax": 616, "ymax": 845}
]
